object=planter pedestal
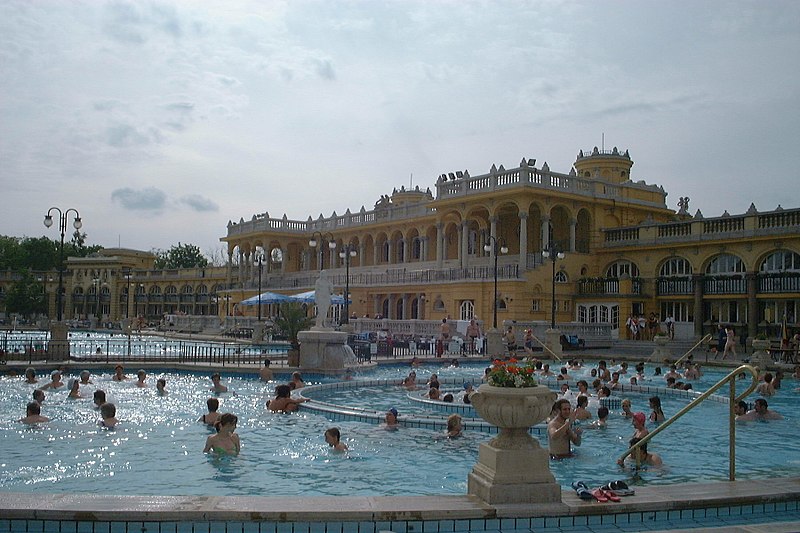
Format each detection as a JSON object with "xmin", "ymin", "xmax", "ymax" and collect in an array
[
  {"xmin": 467, "ymin": 384, "xmax": 560, "ymax": 504},
  {"xmin": 750, "ymin": 339, "xmax": 772, "ymax": 370},
  {"xmin": 650, "ymin": 336, "xmax": 671, "ymax": 363},
  {"xmin": 297, "ymin": 329, "xmax": 358, "ymax": 374}
]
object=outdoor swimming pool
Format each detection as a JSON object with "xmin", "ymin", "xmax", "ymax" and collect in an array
[{"xmin": 0, "ymin": 362, "xmax": 797, "ymax": 498}]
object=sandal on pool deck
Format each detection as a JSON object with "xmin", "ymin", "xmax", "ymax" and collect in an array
[
  {"xmin": 590, "ymin": 488, "xmax": 609, "ymax": 502},
  {"xmin": 600, "ymin": 488, "xmax": 621, "ymax": 502},
  {"xmin": 606, "ymin": 480, "xmax": 635, "ymax": 496},
  {"xmin": 571, "ymin": 481, "xmax": 594, "ymax": 501}
]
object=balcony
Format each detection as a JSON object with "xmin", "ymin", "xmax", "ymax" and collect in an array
[
  {"xmin": 758, "ymin": 272, "xmax": 800, "ymax": 293},
  {"xmin": 657, "ymin": 277, "xmax": 694, "ymax": 296}
]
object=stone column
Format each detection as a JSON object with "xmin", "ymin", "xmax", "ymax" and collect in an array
[
  {"xmin": 488, "ymin": 217, "xmax": 498, "ymax": 260},
  {"xmin": 569, "ymin": 218, "xmax": 577, "ymax": 252},
  {"xmin": 460, "ymin": 221, "xmax": 469, "ymax": 268},
  {"xmin": 747, "ymin": 271, "xmax": 758, "ymax": 341},
  {"xmin": 387, "ymin": 241, "xmax": 394, "ymax": 266},
  {"xmin": 518, "ymin": 212, "xmax": 528, "ymax": 268},
  {"xmin": 436, "ymin": 223, "xmax": 444, "ymax": 267},
  {"xmin": 541, "ymin": 215, "xmax": 550, "ymax": 250},
  {"xmin": 693, "ymin": 273, "xmax": 704, "ymax": 338}
]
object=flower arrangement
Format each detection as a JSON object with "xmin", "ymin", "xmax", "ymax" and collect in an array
[{"xmin": 486, "ymin": 358, "xmax": 539, "ymax": 388}]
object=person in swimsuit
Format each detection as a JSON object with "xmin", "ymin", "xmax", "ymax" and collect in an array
[
  {"xmin": 93, "ymin": 389, "xmax": 107, "ymax": 409},
  {"xmin": 112, "ymin": 365, "xmax": 127, "ymax": 381},
  {"xmin": 324, "ymin": 427, "xmax": 348, "ymax": 451},
  {"xmin": 79, "ymin": 370, "xmax": 93, "ymax": 385},
  {"xmin": 210, "ymin": 373, "xmax": 228, "ymax": 393},
  {"xmin": 19, "ymin": 401, "xmax": 49, "ymax": 424},
  {"xmin": 24, "ymin": 367, "xmax": 38, "ymax": 384},
  {"xmin": 156, "ymin": 378, "xmax": 167, "ymax": 396},
  {"xmin": 39, "ymin": 370, "xmax": 64, "ymax": 390},
  {"xmin": 649, "ymin": 396, "xmax": 665, "ymax": 423},
  {"xmin": 267, "ymin": 384, "xmax": 308, "ymax": 412},
  {"xmin": 384, "ymin": 407, "xmax": 400, "ymax": 430},
  {"xmin": 259, "ymin": 360, "xmax": 273, "ymax": 382},
  {"xmin": 290, "ymin": 372, "xmax": 305, "ymax": 389},
  {"xmin": 446, "ymin": 414, "xmax": 463, "ymax": 438},
  {"xmin": 33, "ymin": 389, "xmax": 45, "ymax": 404},
  {"xmin": 203, "ymin": 413, "xmax": 240, "ymax": 455},
  {"xmin": 547, "ymin": 399, "xmax": 581, "ymax": 458},
  {"xmin": 99, "ymin": 403, "xmax": 118, "ymax": 429},
  {"xmin": 67, "ymin": 378, "xmax": 83, "ymax": 399},
  {"xmin": 135, "ymin": 370, "xmax": 147, "ymax": 388},
  {"xmin": 618, "ymin": 437, "xmax": 662, "ymax": 467},
  {"xmin": 200, "ymin": 398, "xmax": 221, "ymax": 425}
]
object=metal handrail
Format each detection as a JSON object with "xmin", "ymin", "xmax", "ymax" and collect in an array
[
  {"xmin": 674, "ymin": 333, "xmax": 712, "ymax": 365},
  {"xmin": 617, "ymin": 364, "xmax": 759, "ymax": 480},
  {"xmin": 530, "ymin": 333, "xmax": 563, "ymax": 362}
]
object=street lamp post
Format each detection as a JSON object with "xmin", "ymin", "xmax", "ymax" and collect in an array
[
  {"xmin": 308, "ymin": 232, "xmax": 337, "ymax": 270},
  {"xmin": 542, "ymin": 244, "xmax": 566, "ymax": 330},
  {"xmin": 254, "ymin": 250, "xmax": 266, "ymax": 321},
  {"xmin": 484, "ymin": 236, "xmax": 508, "ymax": 330},
  {"xmin": 338, "ymin": 243, "xmax": 357, "ymax": 324},
  {"xmin": 123, "ymin": 268, "xmax": 133, "ymax": 319},
  {"xmin": 43, "ymin": 207, "xmax": 82, "ymax": 321}
]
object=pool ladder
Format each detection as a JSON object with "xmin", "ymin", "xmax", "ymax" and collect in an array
[{"xmin": 617, "ymin": 363, "xmax": 760, "ymax": 480}]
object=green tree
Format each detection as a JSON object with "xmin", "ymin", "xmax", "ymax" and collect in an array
[
  {"xmin": 0, "ymin": 236, "xmax": 25, "ymax": 270},
  {"xmin": 20, "ymin": 236, "xmax": 59, "ymax": 271},
  {"xmin": 272, "ymin": 302, "xmax": 312, "ymax": 350},
  {"xmin": 153, "ymin": 242, "xmax": 209, "ymax": 269},
  {"xmin": 5, "ymin": 270, "xmax": 46, "ymax": 319}
]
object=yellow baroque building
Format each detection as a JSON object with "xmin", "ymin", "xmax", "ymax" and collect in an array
[
  {"xmin": 2, "ymin": 147, "xmax": 798, "ymax": 341},
  {"xmin": 221, "ymin": 147, "xmax": 799, "ymax": 341}
]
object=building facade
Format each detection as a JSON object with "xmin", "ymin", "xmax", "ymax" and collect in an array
[{"xmin": 2, "ymin": 147, "xmax": 798, "ymax": 340}]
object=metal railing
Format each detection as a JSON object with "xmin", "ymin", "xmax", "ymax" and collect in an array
[{"xmin": 618, "ymin": 364, "xmax": 759, "ymax": 480}]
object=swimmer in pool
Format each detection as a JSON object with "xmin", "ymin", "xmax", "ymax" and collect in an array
[
  {"xmin": 67, "ymin": 378, "xmax": 83, "ymax": 399},
  {"xmin": 24, "ymin": 367, "xmax": 38, "ymax": 384},
  {"xmin": 79, "ymin": 370, "xmax": 93, "ymax": 385},
  {"xmin": 210, "ymin": 372, "xmax": 228, "ymax": 393},
  {"xmin": 156, "ymin": 378, "xmax": 167, "ymax": 396},
  {"xmin": 548, "ymin": 399, "xmax": 581, "ymax": 458},
  {"xmin": 618, "ymin": 437, "xmax": 662, "ymax": 467},
  {"xmin": 93, "ymin": 389, "xmax": 107, "ymax": 409},
  {"xmin": 33, "ymin": 389, "xmax": 45, "ymax": 404},
  {"xmin": 384, "ymin": 408, "xmax": 400, "ymax": 429},
  {"xmin": 200, "ymin": 398, "xmax": 221, "ymax": 426},
  {"xmin": 631, "ymin": 412, "xmax": 649, "ymax": 439},
  {"xmin": 39, "ymin": 370, "xmax": 64, "ymax": 390},
  {"xmin": 112, "ymin": 365, "xmax": 127, "ymax": 381},
  {"xmin": 19, "ymin": 401, "xmax": 49, "ymax": 424},
  {"xmin": 259, "ymin": 360, "xmax": 273, "ymax": 382},
  {"xmin": 736, "ymin": 398, "xmax": 783, "ymax": 421},
  {"xmin": 621, "ymin": 398, "xmax": 633, "ymax": 418},
  {"xmin": 99, "ymin": 402, "xmax": 118, "ymax": 429},
  {"xmin": 446, "ymin": 413, "xmax": 463, "ymax": 438},
  {"xmin": 136, "ymin": 369, "xmax": 147, "ymax": 388},
  {"xmin": 203, "ymin": 413, "xmax": 240, "ymax": 455},
  {"xmin": 290, "ymin": 372, "xmax": 305, "ymax": 389},
  {"xmin": 324, "ymin": 427, "xmax": 348, "ymax": 451},
  {"xmin": 267, "ymin": 384, "xmax": 308, "ymax": 413}
]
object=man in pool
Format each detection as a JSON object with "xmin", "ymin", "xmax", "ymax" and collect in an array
[
  {"xmin": 79, "ymin": 370, "xmax": 93, "ymax": 385},
  {"xmin": 259, "ymin": 360, "xmax": 273, "ymax": 382},
  {"xmin": 736, "ymin": 398, "xmax": 783, "ymax": 421},
  {"xmin": 93, "ymin": 389, "xmax": 107, "ymax": 409},
  {"xmin": 112, "ymin": 365, "xmax": 128, "ymax": 381},
  {"xmin": 547, "ymin": 399, "xmax": 581, "ymax": 458},
  {"xmin": 211, "ymin": 373, "xmax": 228, "ymax": 393},
  {"xmin": 39, "ymin": 370, "xmax": 64, "ymax": 390},
  {"xmin": 19, "ymin": 401, "xmax": 49, "ymax": 424}
]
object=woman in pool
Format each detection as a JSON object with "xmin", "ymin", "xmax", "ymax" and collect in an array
[
  {"xmin": 446, "ymin": 414, "xmax": 463, "ymax": 438},
  {"xmin": 203, "ymin": 413, "xmax": 240, "ymax": 455},
  {"xmin": 112, "ymin": 365, "xmax": 127, "ymax": 381},
  {"xmin": 384, "ymin": 408, "xmax": 400, "ymax": 429},
  {"xmin": 324, "ymin": 427, "xmax": 348, "ymax": 451},
  {"xmin": 39, "ymin": 370, "xmax": 64, "ymax": 390},
  {"xmin": 267, "ymin": 384, "xmax": 308, "ymax": 413},
  {"xmin": 99, "ymin": 403, "xmax": 118, "ymax": 429},
  {"xmin": 136, "ymin": 370, "xmax": 147, "ymax": 388},
  {"xmin": 67, "ymin": 378, "xmax": 82, "ymax": 399},
  {"xmin": 621, "ymin": 398, "xmax": 633, "ymax": 418},
  {"xmin": 24, "ymin": 367, "xmax": 38, "ymax": 384},
  {"xmin": 649, "ymin": 396, "xmax": 665, "ymax": 423}
]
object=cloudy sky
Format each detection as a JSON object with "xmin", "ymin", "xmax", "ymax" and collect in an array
[{"xmin": 2, "ymin": 0, "xmax": 799, "ymax": 259}]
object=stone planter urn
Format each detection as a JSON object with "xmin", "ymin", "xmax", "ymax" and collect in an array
[
  {"xmin": 467, "ymin": 384, "xmax": 560, "ymax": 504},
  {"xmin": 750, "ymin": 339, "xmax": 772, "ymax": 369},
  {"xmin": 650, "ymin": 335, "xmax": 671, "ymax": 363}
]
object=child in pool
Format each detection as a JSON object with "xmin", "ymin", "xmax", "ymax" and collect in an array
[{"xmin": 324, "ymin": 427, "xmax": 348, "ymax": 451}]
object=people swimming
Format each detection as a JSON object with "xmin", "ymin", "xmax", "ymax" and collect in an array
[
  {"xmin": 67, "ymin": 378, "xmax": 82, "ymax": 399},
  {"xmin": 384, "ymin": 407, "xmax": 400, "ymax": 430},
  {"xmin": 736, "ymin": 398, "xmax": 783, "ymax": 421},
  {"xmin": 24, "ymin": 367, "xmax": 38, "ymax": 384},
  {"xmin": 156, "ymin": 378, "xmax": 167, "ymax": 396},
  {"xmin": 112, "ymin": 365, "xmax": 128, "ymax": 381},
  {"xmin": 39, "ymin": 370, "xmax": 64, "ymax": 390},
  {"xmin": 210, "ymin": 373, "xmax": 228, "ymax": 393},
  {"xmin": 618, "ymin": 437, "xmax": 663, "ymax": 467},
  {"xmin": 259, "ymin": 360, "xmax": 273, "ymax": 382},
  {"xmin": 324, "ymin": 427, "xmax": 348, "ymax": 451},
  {"xmin": 649, "ymin": 396, "xmax": 665, "ymax": 423},
  {"xmin": 203, "ymin": 413, "xmax": 240, "ymax": 455},
  {"xmin": 267, "ymin": 384, "xmax": 308, "ymax": 413},
  {"xmin": 136, "ymin": 369, "xmax": 147, "ymax": 388}
]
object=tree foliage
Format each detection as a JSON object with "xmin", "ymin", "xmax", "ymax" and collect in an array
[
  {"xmin": 153, "ymin": 242, "xmax": 209, "ymax": 269},
  {"xmin": 4, "ymin": 270, "xmax": 46, "ymax": 319},
  {"xmin": 0, "ymin": 234, "xmax": 103, "ymax": 272},
  {"xmin": 272, "ymin": 302, "xmax": 312, "ymax": 349}
]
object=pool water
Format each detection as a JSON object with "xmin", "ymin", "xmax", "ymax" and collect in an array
[{"xmin": 0, "ymin": 362, "xmax": 797, "ymax": 497}]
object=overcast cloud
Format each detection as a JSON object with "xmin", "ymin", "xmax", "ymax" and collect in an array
[{"xmin": 1, "ymin": 0, "xmax": 798, "ymax": 256}]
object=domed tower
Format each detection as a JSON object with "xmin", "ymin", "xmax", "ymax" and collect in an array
[{"xmin": 573, "ymin": 146, "xmax": 634, "ymax": 184}]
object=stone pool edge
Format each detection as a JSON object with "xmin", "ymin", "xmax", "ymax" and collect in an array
[{"xmin": 2, "ymin": 477, "xmax": 798, "ymax": 522}]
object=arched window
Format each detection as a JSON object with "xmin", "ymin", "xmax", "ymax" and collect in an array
[
  {"xmin": 660, "ymin": 257, "xmax": 692, "ymax": 277},
  {"xmin": 706, "ymin": 254, "xmax": 745, "ymax": 275},
  {"xmin": 460, "ymin": 300, "xmax": 475, "ymax": 320},
  {"xmin": 73, "ymin": 287, "xmax": 84, "ymax": 295},
  {"xmin": 165, "ymin": 285, "xmax": 178, "ymax": 295},
  {"xmin": 181, "ymin": 285, "xmax": 194, "ymax": 294},
  {"xmin": 555, "ymin": 271, "xmax": 569, "ymax": 283},
  {"xmin": 395, "ymin": 298, "xmax": 404, "ymax": 319},
  {"xmin": 606, "ymin": 260, "xmax": 639, "ymax": 278},
  {"xmin": 149, "ymin": 286, "xmax": 162, "ymax": 295},
  {"xmin": 197, "ymin": 285, "xmax": 208, "ymax": 295},
  {"xmin": 760, "ymin": 250, "xmax": 800, "ymax": 272}
]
